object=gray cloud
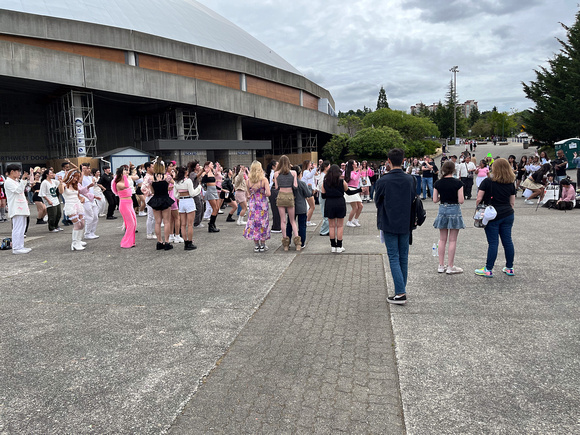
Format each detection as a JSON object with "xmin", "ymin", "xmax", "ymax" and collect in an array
[
  {"xmin": 401, "ymin": 0, "xmax": 545, "ymax": 23},
  {"xmin": 199, "ymin": 0, "xmax": 577, "ymax": 113}
]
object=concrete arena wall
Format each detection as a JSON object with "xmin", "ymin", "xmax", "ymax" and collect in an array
[
  {"xmin": 0, "ymin": 41, "xmax": 339, "ymax": 135},
  {"xmin": 0, "ymin": 10, "xmax": 335, "ymax": 109}
]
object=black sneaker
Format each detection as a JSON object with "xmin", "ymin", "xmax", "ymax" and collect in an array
[
  {"xmin": 387, "ymin": 294, "xmax": 407, "ymax": 305},
  {"xmin": 156, "ymin": 242, "xmax": 164, "ymax": 250}
]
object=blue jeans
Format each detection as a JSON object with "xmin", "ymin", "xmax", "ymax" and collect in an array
[
  {"xmin": 413, "ymin": 175, "xmax": 422, "ymax": 196},
  {"xmin": 286, "ymin": 213, "xmax": 307, "ymax": 246},
  {"xmin": 421, "ymin": 177, "xmax": 433, "ymax": 199},
  {"xmin": 319, "ymin": 196, "xmax": 329, "ymax": 235},
  {"xmin": 383, "ymin": 232, "xmax": 410, "ymax": 295},
  {"xmin": 483, "ymin": 213, "xmax": 514, "ymax": 271}
]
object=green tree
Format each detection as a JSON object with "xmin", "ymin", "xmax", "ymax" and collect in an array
[
  {"xmin": 338, "ymin": 115, "xmax": 364, "ymax": 137},
  {"xmin": 470, "ymin": 119, "xmax": 491, "ymax": 137},
  {"xmin": 363, "ymin": 108, "xmax": 439, "ymax": 141},
  {"xmin": 523, "ymin": 9, "xmax": 580, "ymax": 143},
  {"xmin": 376, "ymin": 86, "xmax": 389, "ymax": 110},
  {"xmin": 468, "ymin": 106, "xmax": 481, "ymax": 127},
  {"xmin": 322, "ymin": 133, "xmax": 350, "ymax": 163},
  {"xmin": 348, "ymin": 127, "xmax": 405, "ymax": 160},
  {"xmin": 338, "ymin": 106, "xmax": 373, "ymax": 120}
]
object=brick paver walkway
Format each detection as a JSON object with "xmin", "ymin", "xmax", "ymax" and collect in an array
[{"xmin": 170, "ymin": 254, "xmax": 405, "ymax": 434}]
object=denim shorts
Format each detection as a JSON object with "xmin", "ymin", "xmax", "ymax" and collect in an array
[{"xmin": 433, "ymin": 203, "xmax": 465, "ymax": 229}]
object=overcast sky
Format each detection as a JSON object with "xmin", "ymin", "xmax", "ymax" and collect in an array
[{"xmin": 197, "ymin": 0, "xmax": 577, "ymax": 114}]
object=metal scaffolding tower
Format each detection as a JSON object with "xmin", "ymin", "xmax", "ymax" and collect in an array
[
  {"xmin": 47, "ymin": 91, "xmax": 97, "ymax": 158},
  {"xmin": 134, "ymin": 108, "xmax": 199, "ymax": 144}
]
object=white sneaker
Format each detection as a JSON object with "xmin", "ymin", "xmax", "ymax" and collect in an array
[
  {"xmin": 43, "ymin": 215, "xmax": 48, "ymax": 222},
  {"xmin": 13, "ymin": 248, "xmax": 31, "ymax": 254},
  {"xmin": 438, "ymin": 264, "xmax": 448, "ymax": 273},
  {"xmin": 346, "ymin": 221, "xmax": 356, "ymax": 227},
  {"xmin": 331, "ymin": 247, "xmax": 337, "ymax": 253},
  {"xmin": 138, "ymin": 211, "xmax": 147, "ymax": 216},
  {"xmin": 50, "ymin": 229, "xmax": 60, "ymax": 233},
  {"xmin": 538, "ymin": 200, "xmax": 545, "ymax": 205},
  {"xmin": 524, "ymin": 200, "xmax": 535, "ymax": 205},
  {"xmin": 446, "ymin": 266, "xmax": 464, "ymax": 275},
  {"xmin": 56, "ymin": 227, "xmax": 64, "ymax": 231},
  {"xmin": 195, "ymin": 223, "xmax": 205, "ymax": 228},
  {"xmin": 84, "ymin": 234, "xmax": 99, "ymax": 239},
  {"xmin": 335, "ymin": 247, "xmax": 345, "ymax": 253},
  {"xmin": 168, "ymin": 234, "xmax": 175, "ymax": 243},
  {"xmin": 147, "ymin": 233, "xmax": 156, "ymax": 240},
  {"xmin": 174, "ymin": 235, "xmax": 184, "ymax": 243},
  {"xmin": 353, "ymin": 219, "xmax": 361, "ymax": 227},
  {"xmin": 306, "ymin": 221, "xmax": 317, "ymax": 226},
  {"xmin": 271, "ymin": 229, "xmax": 281, "ymax": 233},
  {"xmin": 217, "ymin": 210, "xmax": 224, "ymax": 214}
]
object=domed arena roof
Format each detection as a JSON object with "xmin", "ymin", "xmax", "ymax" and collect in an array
[{"xmin": 1, "ymin": 0, "xmax": 302, "ymax": 75}]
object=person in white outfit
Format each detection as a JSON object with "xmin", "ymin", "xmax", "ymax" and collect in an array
[
  {"xmin": 62, "ymin": 166, "xmax": 89, "ymax": 251},
  {"xmin": 80, "ymin": 163, "xmax": 100, "ymax": 239},
  {"xmin": 4, "ymin": 164, "xmax": 31, "ymax": 254}
]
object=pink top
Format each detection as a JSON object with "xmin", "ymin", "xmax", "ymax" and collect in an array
[
  {"xmin": 561, "ymin": 185, "xmax": 575, "ymax": 202},
  {"xmin": 112, "ymin": 175, "xmax": 132, "ymax": 198},
  {"xmin": 361, "ymin": 168, "xmax": 374, "ymax": 178},
  {"xmin": 476, "ymin": 167, "xmax": 490, "ymax": 178},
  {"xmin": 347, "ymin": 170, "xmax": 361, "ymax": 188}
]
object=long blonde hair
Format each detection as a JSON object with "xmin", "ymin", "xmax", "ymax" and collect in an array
[
  {"xmin": 490, "ymin": 158, "xmax": 516, "ymax": 184},
  {"xmin": 248, "ymin": 160, "xmax": 264, "ymax": 184},
  {"xmin": 153, "ymin": 157, "xmax": 165, "ymax": 175}
]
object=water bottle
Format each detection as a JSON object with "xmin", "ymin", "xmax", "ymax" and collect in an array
[{"xmin": 432, "ymin": 243, "xmax": 437, "ymax": 256}]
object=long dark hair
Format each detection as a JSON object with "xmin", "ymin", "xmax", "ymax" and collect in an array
[
  {"xmin": 344, "ymin": 160, "xmax": 355, "ymax": 183},
  {"xmin": 174, "ymin": 166, "xmax": 187, "ymax": 183},
  {"xmin": 265, "ymin": 160, "xmax": 277, "ymax": 180},
  {"xmin": 114, "ymin": 165, "xmax": 128, "ymax": 184},
  {"xmin": 325, "ymin": 164, "xmax": 343, "ymax": 189}
]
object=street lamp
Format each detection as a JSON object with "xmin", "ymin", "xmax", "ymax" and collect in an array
[{"xmin": 450, "ymin": 66, "xmax": 459, "ymax": 145}]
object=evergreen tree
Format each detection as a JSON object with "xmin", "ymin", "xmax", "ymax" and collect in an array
[
  {"xmin": 376, "ymin": 86, "xmax": 389, "ymax": 110},
  {"xmin": 523, "ymin": 9, "xmax": 580, "ymax": 144},
  {"xmin": 468, "ymin": 106, "xmax": 481, "ymax": 127}
]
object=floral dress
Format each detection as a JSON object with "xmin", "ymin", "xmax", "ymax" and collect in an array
[{"xmin": 243, "ymin": 182, "xmax": 270, "ymax": 241}]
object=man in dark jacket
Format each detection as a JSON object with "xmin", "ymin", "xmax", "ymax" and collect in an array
[{"xmin": 374, "ymin": 148, "xmax": 415, "ymax": 305}]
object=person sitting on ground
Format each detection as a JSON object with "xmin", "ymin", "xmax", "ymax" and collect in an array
[
  {"xmin": 556, "ymin": 179, "xmax": 575, "ymax": 210},
  {"xmin": 521, "ymin": 163, "xmax": 551, "ymax": 204}
]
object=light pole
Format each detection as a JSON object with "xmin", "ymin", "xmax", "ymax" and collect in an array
[{"xmin": 450, "ymin": 66, "xmax": 459, "ymax": 144}]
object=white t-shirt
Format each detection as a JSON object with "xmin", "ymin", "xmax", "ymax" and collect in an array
[
  {"xmin": 81, "ymin": 174, "xmax": 94, "ymax": 200},
  {"xmin": 40, "ymin": 179, "xmax": 61, "ymax": 207},
  {"xmin": 458, "ymin": 161, "xmax": 476, "ymax": 178},
  {"xmin": 302, "ymin": 168, "xmax": 316, "ymax": 188}
]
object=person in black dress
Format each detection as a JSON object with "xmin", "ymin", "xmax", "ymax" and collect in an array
[
  {"xmin": 148, "ymin": 159, "xmax": 175, "ymax": 250},
  {"xmin": 321, "ymin": 164, "xmax": 361, "ymax": 253}
]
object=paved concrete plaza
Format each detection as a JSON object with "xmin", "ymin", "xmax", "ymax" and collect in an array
[{"xmin": 1, "ymin": 141, "xmax": 578, "ymax": 433}]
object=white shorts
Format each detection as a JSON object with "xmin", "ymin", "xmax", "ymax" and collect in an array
[{"xmin": 178, "ymin": 197, "xmax": 196, "ymax": 213}]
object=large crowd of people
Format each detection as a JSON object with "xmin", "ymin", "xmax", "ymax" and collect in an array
[{"xmin": 1, "ymin": 147, "xmax": 577, "ymax": 305}]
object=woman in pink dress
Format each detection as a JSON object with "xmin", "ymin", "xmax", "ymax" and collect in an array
[{"xmin": 112, "ymin": 165, "xmax": 137, "ymax": 248}]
